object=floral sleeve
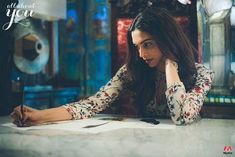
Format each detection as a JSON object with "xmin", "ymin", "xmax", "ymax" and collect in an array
[
  {"xmin": 165, "ymin": 64, "xmax": 214, "ymax": 125},
  {"xmin": 63, "ymin": 65, "xmax": 129, "ymax": 120}
]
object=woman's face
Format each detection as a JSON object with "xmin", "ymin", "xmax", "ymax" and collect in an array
[{"xmin": 131, "ymin": 29, "xmax": 163, "ymax": 68}]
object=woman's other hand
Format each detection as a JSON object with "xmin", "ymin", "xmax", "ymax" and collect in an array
[
  {"xmin": 165, "ymin": 58, "xmax": 181, "ymax": 88},
  {"xmin": 165, "ymin": 58, "xmax": 178, "ymax": 71}
]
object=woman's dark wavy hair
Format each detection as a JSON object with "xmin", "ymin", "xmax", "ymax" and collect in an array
[{"xmin": 126, "ymin": 7, "xmax": 197, "ymax": 115}]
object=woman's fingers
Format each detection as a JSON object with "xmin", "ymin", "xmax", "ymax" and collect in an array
[
  {"xmin": 10, "ymin": 111, "xmax": 16, "ymax": 119},
  {"xmin": 11, "ymin": 107, "xmax": 29, "ymax": 127},
  {"xmin": 14, "ymin": 108, "xmax": 23, "ymax": 120},
  {"xmin": 10, "ymin": 108, "xmax": 20, "ymax": 121},
  {"xmin": 11, "ymin": 105, "xmax": 39, "ymax": 127},
  {"xmin": 12, "ymin": 111, "xmax": 32, "ymax": 127}
]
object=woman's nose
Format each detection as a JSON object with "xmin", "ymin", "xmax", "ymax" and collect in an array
[{"xmin": 139, "ymin": 48, "xmax": 147, "ymax": 59}]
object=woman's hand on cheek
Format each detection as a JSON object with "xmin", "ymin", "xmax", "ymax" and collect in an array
[
  {"xmin": 165, "ymin": 58, "xmax": 178, "ymax": 72},
  {"xmin": 165, "ymin": 58, "xmax": 180, "ymax": 87}
]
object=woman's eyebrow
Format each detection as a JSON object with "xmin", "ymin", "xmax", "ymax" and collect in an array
[
  {"xmin": 139, "ymin": 39, "xmax": 154, "ymax": 45},
  {"xmin": 133, "ymin": 38, "xmax": 154, "ymax": 47}
]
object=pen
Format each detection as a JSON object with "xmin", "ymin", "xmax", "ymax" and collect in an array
[
  {"xmin": 17, "ymin": 77, "xmax": 24, "ymax": 126},
  {"xmin": 20, "ymin": 86, "xmax": 24, "ymax": 122}
]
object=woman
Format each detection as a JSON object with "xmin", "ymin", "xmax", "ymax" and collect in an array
[{"xmin": 11, "ymin": 7, "xmax": 214, "ymax": 126}]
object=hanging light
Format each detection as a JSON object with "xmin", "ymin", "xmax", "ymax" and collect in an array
[{"xmin": 177, "ymin": 0, "xmax": 191, "ymax": 5}]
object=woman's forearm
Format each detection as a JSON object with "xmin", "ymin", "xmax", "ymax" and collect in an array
[{"xmin": 31, "ymin": 107, "xmax": 72, "ymax": 124}]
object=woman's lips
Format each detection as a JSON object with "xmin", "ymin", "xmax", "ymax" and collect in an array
[{"xmin": 145, "ymin": 59, "xmax": 153, "ymax": 64}]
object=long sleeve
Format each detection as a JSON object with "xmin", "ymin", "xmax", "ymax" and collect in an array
[
  {"xmin": 63, "ymin": 65, "xmax": 129, "ymax": 120},
  {"xmin": 165, "ymin": 64, "xmax": 214, "ymax": 125}
]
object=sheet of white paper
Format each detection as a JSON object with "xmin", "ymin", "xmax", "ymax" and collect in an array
[{"xmin": 1, "ymin": 116, "xmax": 175, "ymax": 134}]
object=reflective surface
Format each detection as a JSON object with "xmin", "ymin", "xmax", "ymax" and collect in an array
[{"xmin": 0, "ymin": 115, "xmax": 234, "ymax": 157}]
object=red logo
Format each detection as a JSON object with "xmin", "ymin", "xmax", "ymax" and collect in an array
[{"xmin": 223, "ymin": 146, "xmax": 233, "ymax": 154}]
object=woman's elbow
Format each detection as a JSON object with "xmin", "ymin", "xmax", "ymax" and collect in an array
[
  {"xmin": 171, "ymin": 111, "xmax": 201, "ymax": 125},
  {"xmin": 170, "ymin": 113, "xmax": 186, "ymax": 125}
]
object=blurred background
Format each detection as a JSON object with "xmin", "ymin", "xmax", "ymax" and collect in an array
[{"xmin": 0, "ymin": 0, "xmax": 235, "ymax": 118}]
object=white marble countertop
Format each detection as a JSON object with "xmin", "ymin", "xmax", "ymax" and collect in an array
[{"xmin": 0, "ymin": 115, "xmax": 234, "ymax": 157}]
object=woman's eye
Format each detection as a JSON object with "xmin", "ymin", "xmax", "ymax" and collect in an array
[{"xmin": 143, "ymin": 42, "xmax": 153, "ymax": 48}]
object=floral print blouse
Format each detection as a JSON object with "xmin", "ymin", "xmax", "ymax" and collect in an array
[{"xmin": 64, "ymin": 63, "xmax": 214, "ymax": 125}]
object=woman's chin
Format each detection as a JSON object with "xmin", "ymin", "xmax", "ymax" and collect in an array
[{"xmin": 147, "ymin": 62, "xmax": 157, "ymax": 68}]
